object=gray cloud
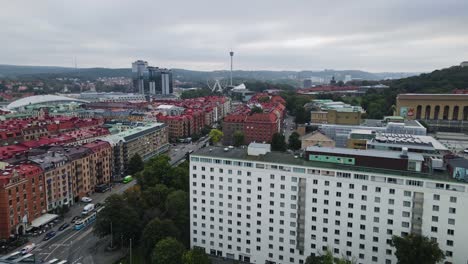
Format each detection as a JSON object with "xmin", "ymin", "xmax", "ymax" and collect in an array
[{"xmin": 1, "ymin": 0, "xmax": 468, "ymax": 72}]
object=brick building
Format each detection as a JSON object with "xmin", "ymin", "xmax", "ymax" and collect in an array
[
  {"xmin": 223, "ymin": 95, "xmax": 285, "ymax": 145},
  {"xmin": 0, "ymin": 164, "xmax": 45, "ymax": 238}
]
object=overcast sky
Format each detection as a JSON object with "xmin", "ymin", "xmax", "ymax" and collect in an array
[{"xmin": 1, "ymin": 0, "xmax": 468, "ymax": 72}]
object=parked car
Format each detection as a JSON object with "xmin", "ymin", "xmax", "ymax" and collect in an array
[
  {"xmin": 71, "ymin": 216, "xmax": 81, "ymax": 224},
  {"xmin": 95, "ymin": 184, "xmax": 110, "ymax": 193},
  {"xmin": 43, "ymin": 231, "xmax": 56, "ymax": 241},
  {"xmin": 81, "ymin": 197, "xmax": 92, "ymax": 203},
  {"xmin": 58, "ymin": 223, "xmax": 70, "ymax": 231},
  {"xmin": 20, "ymin": 243, "xmax": 36, "ymax": 255}
]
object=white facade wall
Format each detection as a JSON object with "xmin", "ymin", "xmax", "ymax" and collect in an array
[{"xmin": 190, "ymin": 154, "xmax": 468, "ymax": 264}]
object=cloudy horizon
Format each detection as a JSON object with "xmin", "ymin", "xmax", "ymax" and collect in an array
[{"xmin": 1, "ymin": 0, "xmax": 468, "ymax": 72}]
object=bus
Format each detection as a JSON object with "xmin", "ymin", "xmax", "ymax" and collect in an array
[
  {"xmin": 123, "ymin": 175, "xmax": 133, "ymax": 184},
  {"xmin": 74, "ymin": 211, "xmax": 97, "ymax": 230}
]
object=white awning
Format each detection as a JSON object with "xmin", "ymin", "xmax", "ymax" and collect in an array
[{"xmin": 30, "ymin": 213, "xmax": 59, "ymax": 228}]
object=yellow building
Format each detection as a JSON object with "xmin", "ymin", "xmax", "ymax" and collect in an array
[
  {"xmin": 311, "ymin": 109, "xmax": 361, "ymax": 125},
  {"xmin": 396, "ymin": 94, "xmax": 468, "ymax": 121}
]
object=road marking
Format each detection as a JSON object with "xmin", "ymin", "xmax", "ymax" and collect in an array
[
  {"xmin": 72, "ymin": 256, "xmax": 83, "ymax": 264},
  {"xmin": 44, "ymin": 227, "xmax": 93, "ymax": 261}
]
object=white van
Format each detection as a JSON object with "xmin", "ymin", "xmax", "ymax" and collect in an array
[{"xmin": 81, "ymin": 204, "xmax": 95, "ymax": 215}]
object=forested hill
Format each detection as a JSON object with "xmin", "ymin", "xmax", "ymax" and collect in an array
[
  {"xmin": 388, "ymin": 65, "xmax": 468, "ymax": 94},
  {"xmin": 361, "ymin": 66, "xmax": 468, "ymax": 119}
]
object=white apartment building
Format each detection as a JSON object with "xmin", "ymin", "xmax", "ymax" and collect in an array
[{"xmin": 189, "ymin": 144, "xmax": 468, "ymax": 264}]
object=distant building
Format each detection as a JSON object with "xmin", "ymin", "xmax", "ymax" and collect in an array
[
  {"xmin": 317, "ymin": 120, "xmax": 426, "ymax": 147},
  {"xmin": 223, "ymin": 95, "xmax": 285, "ymax": 145},
  {"xmin": 300, "ymin": 131, "xmax": 335, "ymax": 149},
  {"xmin": 303, "ymin": 79, "xmax": 312, "ymax": 88},
  {"xmin": 101, "ymin": 123, "xmax": 169, "ymax": 177},
  {"xmin": 344, "ymin": 74, "xmax": 352, "ymax": 83},
  {"xmin": 132, "ymin": 61, "xmax": 173, "ymax": 95},
  {"xmin": 310, "ymin": 100, "xmax": 363, "ymax": 125},
  {"xmin": 460, "ymin": 61, "xmax": 468, "ymax": 67},
  {"xmin": 132, "ymin": 60, "xmax": 148, "ymax": 94},
  {"xmin": 396, "ymin": 94, "xmax": 468, "ymax": 121},
  {"xmin": 347, "ymin": 129, "xmax": 376, "ymax": 149}
]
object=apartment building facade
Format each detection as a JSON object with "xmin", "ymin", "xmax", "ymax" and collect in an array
[
  {"xmin": 189, "ymin": 144, "xmax": 468, "ymax": 264},
  {"xmin": 0, "ymin": 164, "xmax": 46, "ymax": 238},
  {"xmin": 30, "ymin": 153, "xmax": 73, "ymax": 211}
]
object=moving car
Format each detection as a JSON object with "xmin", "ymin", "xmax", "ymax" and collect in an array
[
  {"xmin": 58, "ymin": 223, "xmax": 70, "ymax": 231},
  {"xmin": 71, "ymin": 216, "xmax": 81, "ymax": 223},
  {"xmin": 82, "ymin": 204, "xmax": 95, "ymax": 216},
  {"xmin": 123, "ymin": 175, "xmax": 133, "ymax": 184},
  {"xmin": 81, "ymin": 197, "xmax": 92, "ymax": 203},
  {"xmin": 464, "ymin": 148, "xmax": 468, "ymax": 154},
  {"xmin": 43, "ymin": 231, "xmax": 56, "ymax": 241},
  {"xmin": 20, "ymin": 243, "xmax": 36, "ymax": 255}
]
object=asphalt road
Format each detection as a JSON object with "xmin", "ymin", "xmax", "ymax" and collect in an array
[
  {"xmin": 23, "ymin": 138, "xmax": 210, "ymax": 264},
  {"xmin": 32, "ymin": 180, "xmax": 136, "ymax": 263}
]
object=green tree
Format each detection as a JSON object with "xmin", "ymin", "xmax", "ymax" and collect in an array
[
  {"xmin": 209, "ymin": 129, "xmax": 223, "ymax": 144},
  {"xmin": 169, "ymin": 164, "xmax": 190, "ymax": 191},
  {"xmin": 138, "ymin": 155, "xmax": 172, "ymax": 189},
  {"xmin": 391, "ymin": 234, "xmax": 444, "ymax": 264},
  {"xmin": 288, "ymin": 132, "xmax": 301, "ymax": 150},
  {"xmin": 127, "ymin": 154, "xmax": 144, "ymax": 175},
  {"xmin": 151, "ymin": 237, "xmax": 186, "ymax": 264},
  {"xmin": 94, "ymin": 194, "xmax": 142, "ymax": 247},
  {"xmin": 294, "ymin": 106, "xmax": 310, "ymax": 124},
  {"xmin": 182, "ymin": 247, "xmax": 211, "ymax": 264},
  {"xmin": 271, "ymin": 133, "xmax": 286, "ymax": 151},
  {"xmin": 142, "ymin": 218, "xmax": 180, "ymax": 258},
  {"xmin": 305, "ymin": 250, "xmax": 353, "ymax": 264},
  {"xmin": 233, "ymin": 131, "xmax": 245, "ymax": 147},
  {"xmin": 165, "ymin": 190, "xmax": 190, "ymax": 247},
  {"xmin": 142, "ymin": 184, "xmax": 171, "ymax": 209}
]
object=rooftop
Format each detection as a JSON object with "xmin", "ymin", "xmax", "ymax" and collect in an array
[
  {"xmin": 7, "ymin": 95, "xmax": 88, "ymax": 110},
  {"xmin": 306, "ymin": 146, "xmax": 425, "ymax": 161},
  {"xmin": 191, "ymin": 146, "xmax": 457, "ymax": 182}
]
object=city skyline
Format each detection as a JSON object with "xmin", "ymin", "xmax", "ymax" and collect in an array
[{"xmin": 1, "ymin": 0, "xmax": 468, "ymax": 72}]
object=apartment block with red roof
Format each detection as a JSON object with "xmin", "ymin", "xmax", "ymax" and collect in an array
[
  {"xmin": 223, "ymin": 95, "xmax": 285, "ymax": 145},
  {"xmin": 0, "ymin": 164, "xmax": 46, "ymax": 239}
]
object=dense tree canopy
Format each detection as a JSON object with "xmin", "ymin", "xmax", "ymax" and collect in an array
[
  {"xmin": 94, "ymin": 194, "xmax": 143, "ymax": 247},
  {"xmin": 233, "ymin": 131, "xmax": 245, "ymax": 147},
  {"xmin": 182, "ymin": 247, "xmax": 211, "ymax": 264},
  {"xmin": 127, "ymin": 154, "xmax": 144, "ymax": 175},
  {"xmin": 151, "ymin": 237, "xmax": 186, "ymax": 264},
  {"xmin": 271, "ymin": 133, "xmax": 287, "ymax": 151},
  {"xmin": 391, "ymin": 234, "xmax": 444, "ymax": 264},
  {"xmin": 288, "ymin": 132, "xmax": 302, "ymax": 150},
  {"xmin": 142, "ymin": 218, "xmax": 180, "ymax": 258}
]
